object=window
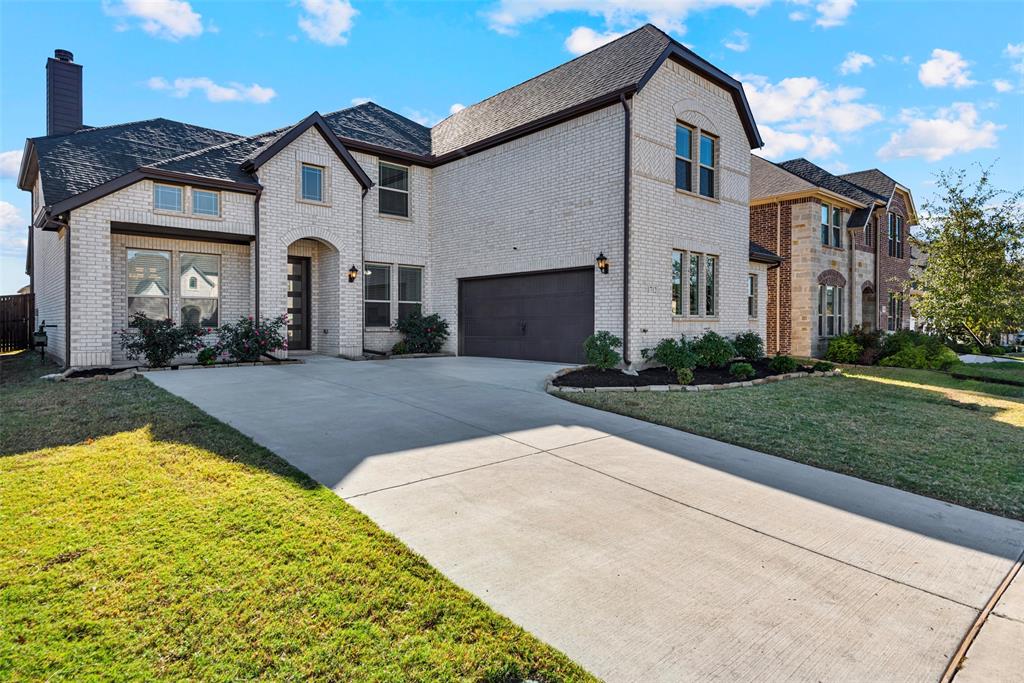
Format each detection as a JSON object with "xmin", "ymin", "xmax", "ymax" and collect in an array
[
  {"xmin": 180, "ymin": 253, "xmax": 219, "ymax": 327},
  {"xmin": 364, "ymin": 263, "xmax": 391, "ymax": 328},
  {"xmin": 398, "ymin": 266, "xmax": 422, "ymax": 321},
  {"xmin": 821, "ymin": 204, "xmax": 830, "ymax": 245},
  {"xmin": 153, "ymin": 184, "xmax": 183, "ymax": 212},
  {"xmin": 866, "ymin": 216, "xmax": 875, "ymax": 247},
  {"xmin": 379, "ymin": 162, "xmax": 409, "ymax": 217},
  {"xmin": 699, "ymin": 133, "xmax": 716, "ymax": 198},
  {"xmin": 748, "ymin": 274, "xmax": 757, "ymax": 318},
  {"xmin": 301, "ymin": 164, "xmax": 324, "ymax": 202},
  {"xmin": 674, "ymin": 123, "xmax": 693, "ymax": 192},
  {"xmin": 895, "ymin": 215, "xmax": 904, "ymax": 258},
  {"xmin": 832, "ymin": 207, "xmax": 843, "ymax": 248},
  {"xmin": 888, "ymin": 213, "xmax": 897, "ymax": 256},
  {"xmin": 887, "ymin": 292, "xmax": 903, "ymax": 331},
  {"xmin": 192, "ymin": 189, "xmax": 220, "ymax": 217},
  {"xmin": 817, "ymin": 284, "xmax": 845, "ymax": 337},
  {"xmin": 127, "ymin": 249, "xmax": 170, "ymax": 319},
  {"xmin": 671, "ymin": 250, "xmax": 718, "ymax": 317}
]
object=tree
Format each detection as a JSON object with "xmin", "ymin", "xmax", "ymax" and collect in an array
[{"xmin": 910, "ymin": 166, "xmax": 1024, "ymax": 345}]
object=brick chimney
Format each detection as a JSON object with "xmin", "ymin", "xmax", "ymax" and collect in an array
[{"xmin": 46, "ymin": 49, "xmax": 82, "ymax": 136}]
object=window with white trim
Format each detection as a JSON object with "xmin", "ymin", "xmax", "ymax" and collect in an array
[
  {"xmin": 832, "ymin": 207, "xmax": 843, "ymax": 248},
  {"xmin": 887, "ymin": 213, "xmax": 905, "ymax": 257},
  {"xmin": 192, "ymin": 189, "xmax": 220, "ymax": 217},
  {"xmin": 817, "ymin": 284, "xmax": 844, "ymax": 337},
  {"xmin": 748, "ymin": 274, "xmax": 757, "ymax": 318},
  {"xmin": 364, "ymin": 263, "xmax": 391, "ymax": 327},
  {"xmin": 153, "ymin": 184, "xmax": 183, "ymax": 212},
  {"xmin": 301, "ymin": 163, "xmax": 324, "ymax": 202},
  {"xmin": 127, "ymin": 249, "xmax": 171, "ymax": 319},
  {"xmin": 379, "ymin": 162, "xmax": 409, "ymax": 217},
  {"xmin": 398, "ymin": 266, "xmax": 422, "ymax": 321},
  {"xmin": 699, "ymin": 133, "xmax": 716, "ymax": 198},
  {"xmin": 672, "ymin": 250, "xmax": 718, "ymax": 317},
  {"xmin": 180, "ymin": 253, "xmax": 220, "ymax": 327},
  {"xmin": 674, "ymin": 123, "xmax": 693, "ymax": 192}
]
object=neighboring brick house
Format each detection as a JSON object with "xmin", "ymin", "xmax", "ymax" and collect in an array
[
  {"xmin": 18, "ymin": 27, "xmax": 779, "ymax": 368},
  {"xmin": 749, "ymin": 155, "xmax": 916, "ymax": 357}
]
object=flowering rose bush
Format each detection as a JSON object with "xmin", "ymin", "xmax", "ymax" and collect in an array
[
  {"xmin": 393, "ymin": 312, "xmax": 449, "ymax": 354},
  {"xmin": 118, "ymin": 313, "xmax": 205, "ymax": 368},
  {"xmin": 215, "ymin": 314, "xmax": 288, "ymax": 362}
]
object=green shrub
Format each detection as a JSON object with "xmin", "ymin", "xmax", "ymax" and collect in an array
[
  {"xmin": 197, "ymin": 347, "xmax": 218, "ymax": 366},
  {"xmin": 733, "ymin": 331, "xmax": 764, "ymax": 361},
  {"xmin": 982, "ymin": 345, "xmax": 1006, "ymax": 356},
  {"xmin": 394, "ymin": 312, "xmax": 450, "ymax": 353},
  {"xmin": 584, "ymin": 331, "xmax": 622, "ymax": 370},
  {"xmin": 768, "ymin": 354, "xmax": 798, "ymax": 374},
  {"xmin": 850, "ymin": 325, "xmax": 883, "ymax": 351},
  {"xmin": 812, "ymin": 361, "xmax": 835, "ymax": 372},
  {"xmin": 692, "ymin": 331, "xmax": 736, "ymax": 368},
  {"xmin": 118, "ymin": 313, "xmax": 205, "ymax": 368},
  {"xmin": 641, "ymin": 336, "xmax": 697, "ymax": 373},
  {"xmin": 675, "ymin": 367, "xmax": 694, "ymax": 385},
  {"xmin": 879, "ymin": 329, "xmax": 929, "ymax": 360},
  {"xmin": 391, "ymin": 340, "xmax": 409, "ymax": 355},
  {"xmin": 879, "ymin": 344, "xmax": 959, "ymax": 370},
  {"xmin": 216, "ymin": 314, "xmax": 288, "ymax": 362},
  {"xmin": 729, "ymin": 362, "xmax": 756, "ymax": 380},
  {"xmin": 825, "ymin": 335, "xmax": 862, "ymax": 363}
]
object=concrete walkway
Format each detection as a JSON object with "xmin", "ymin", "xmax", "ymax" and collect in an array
[{"xmin": 148, "ymin": 356, "xmax": 1024, "ymax": 682}]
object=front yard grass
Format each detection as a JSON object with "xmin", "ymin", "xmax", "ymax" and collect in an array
[
  {"xmin": 949, "ymin": 360, "xmax": 1024, "ymax": 386},
  {"xmin": 562, "ymin": 364, "xmax": 1024, "ymax": 520},
  {"xmin": 0, "ymin": 352, "xmax": 593, "ymax": 682}
]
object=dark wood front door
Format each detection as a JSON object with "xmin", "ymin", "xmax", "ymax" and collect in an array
[
  {"xmin": 458, "ymin": 268, "xmax": 594, "ymax": 364},
  {"xmin": 287, "ymin": 256, "xmax": 311, "ymax": 351}
]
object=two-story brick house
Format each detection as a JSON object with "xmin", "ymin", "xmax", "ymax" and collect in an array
[
  {"xmin": 19, "ymin": 26, "xmax": 779, "ymax": 369},
  {"xmin": 749, "ymin": 155, "xmax": 916, "ymax": 357}
]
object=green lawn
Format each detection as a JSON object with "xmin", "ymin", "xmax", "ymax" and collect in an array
[
  {"xmin": 562, "ymin": 364, "xmax": 1024, "ymax": 520},
  {"xmin": 949, "ymin": 360, "xmax": 1024, "ymax": 386},
  {"xmin": 0, "ymin": 352, "xmax": 592, "ymax": 682}
]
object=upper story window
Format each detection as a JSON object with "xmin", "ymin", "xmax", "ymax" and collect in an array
[
  {"xmin": 379, "ymin": 162, "xmax": 410, "ymax": 217},
  {"xmin": 192, "ymin": 189, "xmax": 220, "ymax": 217},
  {"xmin": 301, "ymin": 163, "xmax": 324, "ymax": 203},
  {"xmin": 674, "ymin": 123, "xmax": 693, "ymax": 192},
  {"xmin": 699, "ymin": 133, "xmax": 716, "ymax": 198},
  {"xmin": 888, "ymin": 213, "xmax": 905, "ymax": 258},
  {"xmin": 832, "ymin": 207, "xmax": 843, "ymax": 248},
  {"xmin": 866, "ymin": 216, "xmax": 875, "ymax": 247},
  {"xmin": 671, "ymin": 250, "xmax": 718, "ymax": 317},
  {"xmin": 820, "ymin": 205, "xmax": 830, "ymax": 245},
  {"xmin": 820, "ymin": 204, "xmax": 843, "ymax": 247},
  {"xmin": 154, "ymin": 184, "xmax": 183, "ymax": 212}
]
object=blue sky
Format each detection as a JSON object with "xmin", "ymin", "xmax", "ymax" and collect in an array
[{"xmin": 1, "ymin": 0, "xmax": 1022, "ymax": 293}]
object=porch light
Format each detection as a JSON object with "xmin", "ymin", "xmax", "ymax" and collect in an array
[
  {"xmin": 348, "ymin": 265, "xmax": 359, "ymax": 282},
  {"xmin": 596, "ymin": 252, "xmax": 609, "ymax": 274}
]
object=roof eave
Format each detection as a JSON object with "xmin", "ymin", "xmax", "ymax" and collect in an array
[{"xmin": 17, "ymin": 139, "xmax": 37, "ymax": 192}]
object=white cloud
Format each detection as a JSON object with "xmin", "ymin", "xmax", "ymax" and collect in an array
[
  {"xmin": 723, "ymin": 29, "xmax": 749, "ymax": 52},
  {"xmin": 788, "ymin": 10, "xmax": 807, "ymax": 21},
  {"xmin": 565, "ymin": 27, "xmax": 625, "ymax": 55},
  {"xmin": 877, "ymin": 103, "xmax": 1000, "ymax": 161},
  {"xmin": 814, "ymin": 0, "xmax": 855, "ymax": 27},
  {"xmin": 485, "ymin": 0, "xmax": 771, "ymax": 38},
  {"xmin": 350, "ymin": 97, "xmax": 372, "ymax": 106},
  {"xmin": 449, "ymin": 103, "xmax": 466, "ymax": 115},
  {"xmin": 1007, "ymin": 43, "xmax": 1024, "ymax": 73},
  {"xmin": 0, "ymin": 201, "xmax": 28, "ymax": 255},
  {"xmin": 993, "ymin": 79, "xmax": 1014, "ymax": 93},
  {"xmin": 739, "ymin": 73, "xmax": 882, "ymax": 161},
  {"xmin": 839, "ymin": 51, "xmax": 873, "ymax": 75},
  {"xmin": 102, "ymin": 0, "xmax": 203, "ymax": 41},
  {"xmin": 0, "ymin": 150, "xmax": 23, "ymax": 179},
  {"xmin": 147, "ymin": 76, "xmax": 277, "ymax": 103},
  {"xmin": 918, "ymin": 49, "xmax": 976, "ymax": 88},
  {"xmin": 298, "ymin": 0, "xmax": 357, "ymax": 46}
]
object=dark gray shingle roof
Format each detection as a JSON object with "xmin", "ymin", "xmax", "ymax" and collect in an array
[
  {"xmin": 324, "ymin": 102, "xmax": 431, "ymax": 156},
  {"xmin": 777, "ymin": 158, "xmax": 886, "ymax": 205},
  {"xmin": 839, "ymin": 169, "xmax": 897, "ymax": 200},
  {"xmin": 749, "ymin": 241, "xmax": 782, "ymax": 263}
]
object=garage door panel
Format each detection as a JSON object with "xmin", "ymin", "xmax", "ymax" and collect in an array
[{"xmin": 459, "ymin": 269, "xmax": 594, "ymax": 364}]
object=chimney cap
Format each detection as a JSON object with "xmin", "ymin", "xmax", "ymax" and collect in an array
[{"xmin": 53, "ymin": 49, "xmax": 74, "ymax": 62}]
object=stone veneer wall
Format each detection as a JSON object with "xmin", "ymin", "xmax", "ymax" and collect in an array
[{"xmin": 876, "ymin": 193, "xmax": 913, "ymax": 330}]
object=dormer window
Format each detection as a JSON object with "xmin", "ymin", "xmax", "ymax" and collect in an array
[
  {"xmin": 301, "ymin": 163, "xmax": 324, "ymax": 202},
  {"xmin": 379, "ymin": 162, "xmax": 409, "ymax": 217},
  {"xmin": 154, "ymin": 184, "xmax": 183, "ymax": 212}
]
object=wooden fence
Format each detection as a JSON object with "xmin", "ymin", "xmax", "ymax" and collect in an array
[{"xmin": 0, "ymin": 293, "xmax": 34, "ymax": 352}]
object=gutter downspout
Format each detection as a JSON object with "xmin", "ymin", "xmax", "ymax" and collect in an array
[
  {"xmin": 620, "ymin": 94, "xmax": 631, "ymax": 365},
  {"xmin": 360, "ymin": 186, "xmax": 367, "ymax": 356},
  {"xmin": 874, "ymin": 208, "xmax": 880, "ymax": 331},
  {"xmin": 775, "ymin": 202, "xmax": 781, "ymax": 354},
  {"xmin": 64, "ymin": 218, "xmax": 71, "ymax": 366},
  {"xmin": 253, "ymin": 177, "xmax": 263, "ymax": 325}
]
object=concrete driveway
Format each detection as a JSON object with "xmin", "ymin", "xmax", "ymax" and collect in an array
[{"xmin": 149, "ymin": 356, "xmax": 1024, "ymax": 682}]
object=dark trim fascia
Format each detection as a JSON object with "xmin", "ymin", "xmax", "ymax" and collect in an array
[
  {"xmin": 241, "ymin": 112, "xmax": 373, "ymax": 190},
  {"xmin": 749, "ymin": 252, "xmax": 784, "ymax": 265},
  {"xmin": 339, "ymin": 138, "xmax": 433, "ymax": 167},
  {"xmin": 17, "ymin": 139, "xmax": 37, "ymax": 191},
  {"xmin": 110, "ymin": 221, "xmax": 255, "ymax": 245},
  {"xmin": 620, "ymin": 94, "xmax": 632, "ymax": 364},
  {"xmin": 139, "ymin": 167, "xmax": 261, "ymax": 193},
  {"xmin": 637, "ymin": 44, "xmax": 763, "ymax": 150}
]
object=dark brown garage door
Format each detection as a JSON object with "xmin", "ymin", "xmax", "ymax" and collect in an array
[{"xmin": 459, "ymin": 268, "xmax": 594, "ymax": 363}]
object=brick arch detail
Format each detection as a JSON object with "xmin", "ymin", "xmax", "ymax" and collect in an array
[
  {"xmin": 816, "ymin": 269, "xmax": 847, "ymax": 287},
  {"xmin": 278, "ymin": 226, "xmax": 342, "ymax": 253},
  {"xmin": 673, "ymin": 99, "xmax": 719, "ymax": 137},
  {"xmin": 861, "ymin": 280, "xmax": 875, "ymax": 293}
]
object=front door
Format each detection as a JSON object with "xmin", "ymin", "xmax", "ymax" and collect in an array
[{"xmin": 287, "ymin": 256, "xmax": 311, "ymax": 351}]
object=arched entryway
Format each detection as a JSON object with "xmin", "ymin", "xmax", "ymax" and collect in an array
[
  {"xmin": 861, "ymin": 282, "xmax": 876, "ymax": 331},
  {"xmin": 284, "ymin": 236, "xmax": 341, "ymax": 354}
]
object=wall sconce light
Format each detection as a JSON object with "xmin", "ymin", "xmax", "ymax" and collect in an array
[
  {"xmin": 596, "ymin": 252, "xmax": 609, "ymax": 274},
  {"xmin": 348, "ymin": 265, "xmax": 359, "ymax": 282}
]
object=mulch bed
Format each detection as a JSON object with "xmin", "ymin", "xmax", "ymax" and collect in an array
[
  {"xmin": 65, "ymin": 367, "xmax": 129, "ymax": 379},
  {"xmin": 553, "ymin": 358, "xmax": 813, "ymax": 389}
]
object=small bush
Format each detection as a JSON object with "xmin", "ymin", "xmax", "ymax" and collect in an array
[
  {"xmin": 850, "ymin": 325, "xmax": 883, "ymax": 352},
  {"xmin": 729, "ymin": 362, "xmax": 756, "ymax": 380},
  {"xmin": 768, "ymin": 354, "xmax": 799, "ymax": 374},
  {"xmin": 879, "ymin": 343, "xmax": 959, "ymax": 370},
  {"xmin": 216, "ymin": 314, "xmax": 288, "ymax": 362},
  {"xmin": 812, "ymin": 361, "xmax": 835, "ymax": 372},
  {"xmin": 982, "ymin": 345, "xmax": 1006, "ymax": 356},
  {"xmin": 641, "ymin": 336, "xmax": 697, "ymax": 373},
  {"xmin": 733, "ymin": 331, "xmax": 764, "ymax": 362},
  {"xmin": 675, "ymin": 367, "xmax": 694, "ymax": 385},
  {"xmin": 858, "ymin": 347, "xmax": 882, "ymax": 366},
  {"xmin": 692, "ymin": 331, "xmax": 736, "ymax": 368},
  {"xmin": 583, "ymin": 331, "xmax": 622, "ymax": 370},
  {"xmin": 391, "ymin": 340, "xmax": 409, "ymax": 355},
  {"xmin": 118, "ymin": 313, "xmax": 205, "ymax": 368},
  {"xmin": 880, "ymin": 329, "xmax": 929, "ymax": 360},
  {"xmin": 825, "ymin": 335, "xmax": 862, "ymax": 364},
  {"xmin": 197, "ymin": 347, "xmax": 218, "ymax": 366},
  {"xmin": 394, "ymin": 312, "xmax": 450, "ymax": 354}
]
